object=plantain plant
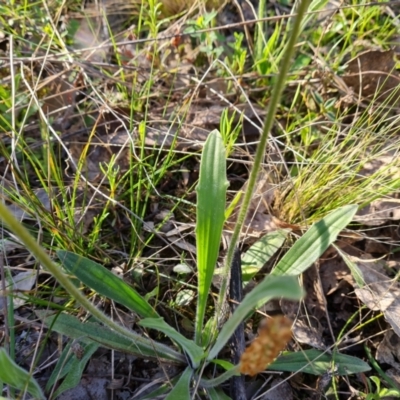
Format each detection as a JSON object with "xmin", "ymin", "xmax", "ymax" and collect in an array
[
  {"xmin": 0, "ymin": 0, "xmax": 370, "ymax": 398},
  {"xmin": 0, "ymin": 128, "xmax": 369, "ymax": 399}
]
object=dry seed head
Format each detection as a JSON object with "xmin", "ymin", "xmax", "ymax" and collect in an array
[{"xmin": 239, "ymin": 315, "xmax": 292, "ymax": 376}]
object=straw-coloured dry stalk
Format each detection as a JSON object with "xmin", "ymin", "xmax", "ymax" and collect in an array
[{"xmin": 239, "ymin": 315, "xmax": 292, "ymax": 376}]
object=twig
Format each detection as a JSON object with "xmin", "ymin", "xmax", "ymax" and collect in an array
[{"xmin": 229, "ymin": 248, "xmax": 246, "ymax": 400}]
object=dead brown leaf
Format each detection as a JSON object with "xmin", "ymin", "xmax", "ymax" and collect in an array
[
  {"xmin": 352, "ymin": 256, "xmax": 400, "ymax": 336},
  {"xmin": 292, "ymin": 318, "xmax": 326, "ymax": 351},
  {"xmin": 319, "ymin": 257, "xmax": 354, "ymax": 296},
  {"xmin": 355, "ymin": 199, "xmax": 400, "ymax": 226},
  {"xmin": 342, "ymin": 49, "xmax": 400, "ymax": 106},
  {"xmin": 376, "ymin": 330, "xmax": 400, "ymax": 371},
  {"xmin": 260, "ymin": 377, "xmax": 294, "ymax": 400},
  {"xmin": 225, "ymin": 173, "xmax": 284, "ymax": 243}
]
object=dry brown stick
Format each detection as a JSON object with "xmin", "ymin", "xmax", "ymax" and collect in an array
[{"xmin": 229, "ymin": 247, "xmax": 247, "ymax": 400}]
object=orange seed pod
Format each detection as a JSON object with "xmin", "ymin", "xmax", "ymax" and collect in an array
[{"xmin": 239, "ymin": 315, "xmax": 292, "ymax": 376}]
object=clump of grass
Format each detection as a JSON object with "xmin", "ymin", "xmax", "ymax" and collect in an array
[{"xmin": 275, "ymin": 92, "xmax": 400, "ymax": 224}]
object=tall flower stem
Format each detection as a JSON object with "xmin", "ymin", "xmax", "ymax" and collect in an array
[{"xmin": 215, "ymin": 0, "xmax": 312, "ymax": 327}]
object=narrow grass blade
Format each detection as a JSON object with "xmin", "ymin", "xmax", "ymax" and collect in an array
[
  {"xmin": 241, "ymin": 229, "xmax": 289, "ymax": 283},
  {"xmin": 208, "ymin": 275, "xmax": 303, "ymax": 360},
  {"xmin": 269, "ymin": 349, "xmax": 370, "ymax": 375},
  {"xmin": 195, "ymin": 130, "xmax": 229, "ymax": 344},
  {"xmin": 51, "ymin": 342, "xmax": 99, "ymax": 399},
  {"xmin": 44, "ymin": 312, "xmax": 185, "ymax": 363},
  {"xmin": 135, "ymin": 376, "xmax": 181, "ymax": 400},
  {"xmin": 139, "ymin": 318, "xmax": 204, "ymax": 368},
  {"xmin": 271, "ymin": 205, "xmax": 357, "ymax": 276},
  {"xmin": 165, "ymin": 367, "xmax": 192, "ymax": 400},
  {"xmin": 0, "ymin": 348, "xmax": 45, "ymax": 400},
  {"xmin": 46, "ymin": 340, "xmax": 77, "ymax": 392},
  {"xmin": 57, "ymin": 250, "xmax": 158, "ymax": 319}
]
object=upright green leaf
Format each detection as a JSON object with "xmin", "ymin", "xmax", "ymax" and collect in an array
[
  {"xmin": 208, "ymin": 275, "xmax": 303, "ymax": 360},
  {"xmin": 195, "ymin": 130, "xmax": 229, "ymax": 344},
  {"xmin": 165, "ymin": 367, "xmax": 193, "ymax": 400},
  {"xmin": 271, "ymin": 205, "xmax": 357, "ymax": 276},
  {"xmin": 57, "ymin": 250, "xmax": 158, "ymax": 319},
  {"xmin": 0, "ymin": 348, "xmax": 45, "ymax": 400}
]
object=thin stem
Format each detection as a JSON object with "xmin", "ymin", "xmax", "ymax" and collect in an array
[
  {"xmin": 215, "ymin": 0, "xmax": 312, "ymax": 329},
  {"xmin": 364, "ymin": 343, "xmax": 400, "ymax": 391},
  {"xmin": 0, "ymin": 202, "xmax": 185, "ymax": 363}
]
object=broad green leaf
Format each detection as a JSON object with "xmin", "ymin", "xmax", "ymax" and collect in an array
[
  {"xmin": 269, "ymin": 349, "xmax": 370, "ymax": 375},
  {"xmin": 44, "ymin": 312, "xmax": 185, "ymax": 363},
  {"xmin": 207, "ymin": 387, "xmax": 232, "ymax": 400},
  {"xmin": 195, "ymin": 130, "xmax": 229, "ymax": 344},
  {"xmin": 57, "ymin": 250, "xmax": 158, "ymax": 319},
  {"xmin": 51, "ymin": 342, "xmax": 99, "ymax": 399},
  {"xmin": 271, "ymin": 205, "xmax": 357, "ymax": 276},
  {"xmin": 208, "ymin": 275, "xmax": 303, "ymax": 360},
  {"xmin": 0, "ymin": 348, "xmax": 45, "ymax": 400},
  {"xmin": 165, "ymin": 367, "xmax": 192, "ymax": 400},
  {"xmin": 241, "ymin": 229, "xmax": 289, "ymax": 282},
  {"xmin": 139, "ymin": 318, "xmax": 204, "ymax": 368}
]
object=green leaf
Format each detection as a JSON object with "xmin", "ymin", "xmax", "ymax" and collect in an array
[
  {"xmin": 208, "ymin": 275, "xmax": 303, "ymax": 360},
  {"xmin": 51, "ymin": 342, "xmax": 99, "ymax": 399},
  {"xmin": 209, "ymin": 359, "xmax": 236, "ymax": 371},
  {"xmin": 269, "ymin": 349, "xmax": 371, "ymax": 375},
  {"xmin": 57, "ymin": 250, "xmax": 158, "ymax": 319},
  {"xmin": 139, "ymin": 318, "xmax": 204, "ymax": 368},
  {"xmin": 200, "ymin": 365, "xmax": 241, "ymax": 388},
  {"xmin": 271, "ymin": 205, "xmax": 357, "ymax": 276},
  {"xmin": 165, "ymin": 367, "xmax": 192, "ymax": 400},
  {"xmin": 43, "ymin": 312, "xmax": 185, "ymax": 363},
  {"xmin": 0, "ymin": 348, "xmax": 45, "ymax": 400},
  {"xmin": 337, "ymin": 248, "xmax": 365, "ymax": 287},
  {"xmin": 46, "ymin": 340, "xmax": 76, "ymax": 392},
  {"xmin": 138, "ymin": 376, "xmax": 181, "ymax": 400},
  {"xmin": 241, "ymin": 229, "xmax": 289, "ymax": 282},
  {"xmin": 207, "ymin": 387, "xmax": 233, "ymax": 400},
  {"xmin": 195, "ymin": 130, "xmax": 229, "ymax": 344}
]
